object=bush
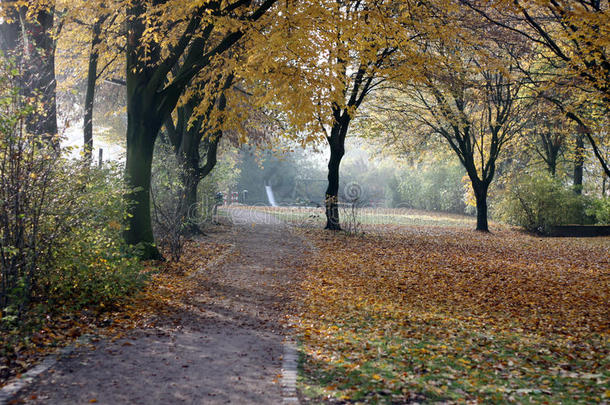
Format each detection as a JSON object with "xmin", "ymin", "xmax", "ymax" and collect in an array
[
  {"xmin": 496, "ymin": 174, "xmax": 593, "ymax": 234},
  {"xmin": 587, "ymin": 197, "xmax": 610, "ymax": 225},
  {"xmin": 0, "ymin": 58, "xmax": 144, "ymax": 318},
  {"xmin": 395, "ymin": 160, "xmax": 467, "ymax": 214},
  {"xmin": 0, "ymin": 62, "xmax": 53, "ymax": 315},
  {"xmin": 39, "ymin": 162, "xmax": 145, "ymax": 310}
]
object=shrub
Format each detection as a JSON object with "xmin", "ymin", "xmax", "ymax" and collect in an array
[
  {"xmin": 496, "ymin": 173, "xmax": 593, "ymax": 234},
  {"xmin": 587, "ymin": 197, "xmax": 610, "ymax": 225},
  {"xmin": 0, "ymin": 62, "xmax": 53, "ymax": 315},
  {"xmin": 0, "ymin": 57, "xmax": 144, "ymax": 317},
  {"xmin": 39, "ymin": 162, "xmax": 145, "ymax": 310}
]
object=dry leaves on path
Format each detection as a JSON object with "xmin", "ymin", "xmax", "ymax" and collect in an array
[{"xmin": 0, "ymin": 239, "xmax": 230, "ymax": 387}]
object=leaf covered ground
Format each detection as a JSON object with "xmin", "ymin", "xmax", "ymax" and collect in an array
[
  {"xmin": 0, "ymin": 239, "xmax": 230, "ymax": 387},
  {"xmin": 294, "ymin": 226, "xmax": 609, "ymax": 404}
]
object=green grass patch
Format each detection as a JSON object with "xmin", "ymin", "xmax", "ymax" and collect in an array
[{"xmin": 298, "ymin": 309, "xmax": 609, "ymax": 404}]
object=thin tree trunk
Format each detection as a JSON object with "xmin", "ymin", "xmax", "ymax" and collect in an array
[
  {"xmin": 83, "ymin": 17, "xmax": 105, "ymax": 161},
  {"xmin": 547, "ymin": 143, "xmax": 558, "ymax": 176},
  {"xmin": 177, "ymin": 154, "xmax": 203, "ymax": 235},
  {"xmin": 573, "ymin": 134, "xmax": 584, "ymax": 194},
  {"xmin": 183, "ymin": 174, "xmax": 199, "ymax": 230}
]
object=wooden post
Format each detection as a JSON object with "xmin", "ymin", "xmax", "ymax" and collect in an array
[{"xmin": 98, "ymin": 148, "xmax": 103, "ymax": 167}]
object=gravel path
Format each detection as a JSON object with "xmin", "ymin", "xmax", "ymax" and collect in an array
[{"xmin": 15, "ymin": 208, "xmax": 306, "ymax": 404}]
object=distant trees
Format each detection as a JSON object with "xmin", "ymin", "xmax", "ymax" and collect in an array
[
  {"xmin": 0, "ymin": 1, "xmax": 59, "ymax": 140},
  {"xmin": 460, "ymin": 0, "xmax": 610, "ymax": 178}
]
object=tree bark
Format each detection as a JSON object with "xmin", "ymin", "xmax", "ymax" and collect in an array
[
  {"xmin": 24, "ymin": 6, "xmax": 58, "ymax": 140},
  {"xmin": 1, "ymin": 5, "xmax": 58, "ymax": 140},
  {"xmin": 325, "ymin": 146, "xmax": 343, "ymax": 230},
  {"xmin": 83, "ymin": 16, "xmax": 106, "ymax": 161},
  {"xmin": 324, "ymin": 117, "xmax": 349, "ymax": 230},
  {"xmin": 124, "ymin": 117, "xmax": 162, "ymax": 260},
  {"xmin": 573, "ymin": 134, "xmax": 584, "ymax": 194},
  {"xmin": 473, "ymin": 183, "xmax": 490, "ymax": 232},
  {"xmin": 548, "ymin": 160, "xmax": 557, "ymax": 176},
  {"xmin": 177, "ymin": 149, "xmax": 203, "ymax": 235}
]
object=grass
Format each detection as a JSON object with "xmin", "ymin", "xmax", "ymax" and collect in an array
[{"xmin": 230, "ymin": 205, "xmax": 479, "ymax": 229}]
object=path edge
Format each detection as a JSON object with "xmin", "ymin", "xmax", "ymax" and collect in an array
[
  {"xmin": 0, "ymin": 334, "xmax": 94, "ymax": 405},
  {"xmin": 282, "ymin": 339, "xmax": 300, "ymax": 404}
]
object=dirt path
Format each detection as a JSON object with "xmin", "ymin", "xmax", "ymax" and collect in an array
[{"xmin": 15, "ymin": 209, "xmax": 306, "ymax": 404}]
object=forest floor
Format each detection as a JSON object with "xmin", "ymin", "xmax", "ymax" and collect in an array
[
  {"xmin": 3, "ymin": 207, "xmax": 609, "ymax": 404},
  {"xmin": 9, "ymin": 209, "xmax": 308, "ymax": 404},
  {"xmin": 293, "ymin": 225, "xmax": 609, "ymax": 404}
]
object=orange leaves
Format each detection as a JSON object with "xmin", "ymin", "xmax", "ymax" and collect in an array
[
  {"xmin": 303, "ymin": 227, "xmax": 609, "ymax": 336},
  {"xmin": 295, "ymin": 225, "xmax": 609, "ymax": 403}
]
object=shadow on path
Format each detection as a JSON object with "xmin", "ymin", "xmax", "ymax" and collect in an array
[{"xmin": 16, "ymin": 209, "xmax": 307, "ymax": 405}]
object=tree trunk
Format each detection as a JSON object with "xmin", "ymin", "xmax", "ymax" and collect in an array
[
  {"xmin": 177, "ymin": 154, "xmax": 203, "ymax": 235},
  {"xmin": 83, "ymin": 17, "xmax": 105, "ymax": 161},
  {"xmin": 474, "ymin": 184, "xmax": 490, "ymax": 232},
  {"xmin": 184, "ymin": 174, "xmax": 199, "ymax": 228},
  {"xmin": 124, "ymin": 118, "xmax": 162, "ymax": 260},
  {"xmin": 548, "ymin": 161, "xmax": 557, "ymax": 177},
  {"xmin": 24, "ymin": 7, "xmax": 58, "ymax": 140},
  {"xmin": 325, "ymin": 148, "xmax": 343, "ymax": 230},
  {"xmin": 547, "ymin": 143, "xmax": 558, "ymax": 176},
  {"xmin": 573, "ymin": 134, "xmax": 584, "ymax": 194},
  {"xmin": 325, "ymin": 121, "xmax": 347, "ymax": 230},
  {"xmin": 1, "ymin": 6, "xmax": 58, "ymax": 140}
]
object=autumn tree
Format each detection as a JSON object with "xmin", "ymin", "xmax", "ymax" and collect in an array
[
  {"xmin": 244, "ymin": 0, "xmax": 425, "ymax": 229},
  {"xmin": 123, "ymin": 0, "xmax": 276, "ymax": 258},
  {"xmin": 369, "ymin": 33, "xmax": 528, "ymax": 231},
  {"xmin": 460, "ymin": 0, "xmax": 610, "ymax": 178},
  {"xmin": 521, "ymin": 100, "xmax": 570, "ymax": 177}
]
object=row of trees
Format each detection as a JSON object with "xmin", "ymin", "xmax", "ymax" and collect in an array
[{"xmin": 1, "ymin": 0, "xmax": 608, "ymax": 257}]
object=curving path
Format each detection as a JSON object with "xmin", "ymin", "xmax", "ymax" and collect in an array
[{"xmin": 14, "ymin": 208, "xmax": 306, "ymax": 405}]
